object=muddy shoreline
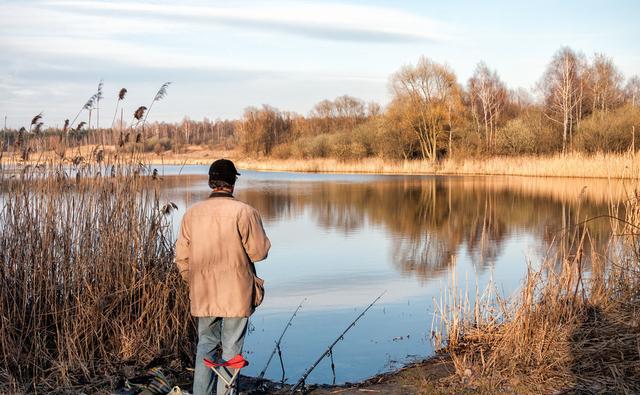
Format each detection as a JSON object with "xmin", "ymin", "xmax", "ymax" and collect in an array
[{"xmin": 109, "ymin": 355, "xmax": 453, "ymax": 395}]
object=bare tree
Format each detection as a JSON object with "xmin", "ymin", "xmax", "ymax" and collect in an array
[
  {"xmin": 239, "ymin": 105, "xmax": 293, "ymax": 155},
  {"xmin": 468, "ymin": 62, "xmax": 508, "ymax": 151},
  {"xmin": 309, "ymin": 95, "xmax": 369, "ymax": 134},
  {"xmin": 539, "ymin": 47, "xmax": 584, "ymax": 153},
  {"xmin": 367, "ymin": 101, "xmax": 382, "ymax": 117},
  {"xmin": 390, "ymin": 56, "xmax": 461, "ymax": 161},
  {"xmin": 310, "ymin": 99, "xmax": 336, "ymax": 134},
  {"xmin": 333, "ymin": 95, "xmax": 365, "ymax": 128},
  {"xmin": 624, "ymin": 75, "xmax": 640, "ymax": 107},
  {"xmin": 585, "ymin": 53, "xmax": 624, "ymax": 115}
]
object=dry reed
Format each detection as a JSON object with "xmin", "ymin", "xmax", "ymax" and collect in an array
[
  {"xmin": 0, "ymin": 162, "xmax": 193, "ymax": 393},
  {"xmin": 4, "ymin": 148, "xmax": 640, "ymax": 180},
  {"xmin": 433, "ymin": 189, "xmax": 640, "ymax": 393},
  {"xmin": 153, "ymin": 151, "xmax": 640, "ymax": 179}
]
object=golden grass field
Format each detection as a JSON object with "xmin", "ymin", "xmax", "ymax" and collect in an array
[{"xmin": 4, "ymin": 145, "xmax": 639, "ymax": 179}]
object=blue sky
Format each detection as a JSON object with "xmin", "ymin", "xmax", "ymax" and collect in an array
[{"xmin": 0, "ymin": 0, "xmax": 638, "ymax": 128}]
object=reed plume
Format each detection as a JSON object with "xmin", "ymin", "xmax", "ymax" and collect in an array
[
  {"xmin": 83, "ymin": 94, "xmax": 97, "ymax": 111},
  {"xmin": 161, "ymin": 201, "xmax": 178, "ymax": 215},
  {"xmin": 133, "ymin": 106, "xmax": 147, "ymax": 141},
  {"xmin": 70, "ymin": 94, "xmax": 97, "ymax": 128},
  {"xmin": 29, "ymin": 112, "xmax": 43, "ymax": 133},
  {"xmin": 141, "ymin": 82, "xmax": 171, "ymax": 139},
  {"xmin": 31, "ymin": 112, "xmax": 43, "ymax": 126},
  {"xmin": 63, "ymin": 119, "xmax": 69, "ymax": 133},
  {"xmin": 134, "ymin": 106, "xmax": 147, "ymax": 121},
  {"xmin": 112, "ymin": 88, "xmax": 128, "ymax": 128},
  {"xmin": 153, "ymin": 82, "xmax": 171, "ymax": 102}
]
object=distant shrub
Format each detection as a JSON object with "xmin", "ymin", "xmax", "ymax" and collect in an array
[
  {"xmin": 376, "ymin": 118, "xmax": 420, "ymax": 160},
  {"xmin": 329, "ymin": 132, "xmax": 369, "ymax": 161},
  {"xmin": 305, "ymin": 134, "xmax": 332, "ymax": 158},
  {"xmin": 153, "ymin": 143, "xmax": 163, "ymax": 155},
  {"xmin": 143, "ymin": 137, "xmax": 173, "ymax": 153},
  {"xmin": 171, "ymin": 142, "xmax": 188, "ymax": 154},
  {"xmin": 121, "ymin": 142, "xmax": 143, "ymax": 153},
  {"xmin": 351, "ymin": 120, "xmax": 379, "ymax": 156},
  {"xmin": 574, "ymin": 105, "xmax": 640, "ymax": 153},
  {"xmin": 452, "ymin": 127, "xmax": 485, "ymax": 157},
  {"xmin": 495, "ymin": 118, "xmax": 537, "ymax": 155},
  {"xmin": 271, "ymin": 143, "xmax": 294, "ymax": 159},
  {"xmin": 222, "ymin": 135, "xmax": 236, "ymax": 151}
]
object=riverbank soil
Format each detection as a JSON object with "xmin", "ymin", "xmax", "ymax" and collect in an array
[
  {"xmin": 234, "ymin": 356, "xmax": 456, "ymax": 395},
  {"xmin": 302, "ymin": 357, "xmax": 455, "ymax": 395}
]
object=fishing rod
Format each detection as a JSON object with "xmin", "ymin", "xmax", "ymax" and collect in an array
[
  {"xmin": 258, "ymin": 298, "xmax": 307, "ymax": 383},
  {"xmin": 290, "ymin": 291, "xmax": 387, "ymax": 394}
]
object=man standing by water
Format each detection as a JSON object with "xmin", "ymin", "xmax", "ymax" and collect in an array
[{"xmin": 175, "ymin": 159, "xmax": 271, "ymax": 395}]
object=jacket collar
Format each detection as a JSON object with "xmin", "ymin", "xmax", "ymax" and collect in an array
[{"xmin": 209, "ymin": 191, "xmax": 234, "ymax": 198}]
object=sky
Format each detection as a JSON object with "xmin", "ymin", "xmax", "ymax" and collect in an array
[{"xmin": 0, "ymin": 0, "xmax": 638, "ymax": 129}]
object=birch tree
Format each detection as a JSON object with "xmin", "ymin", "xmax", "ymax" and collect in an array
[
  {"xmin": 624, "ymin": 76, "xmax": 640, "ymax": 106},
  {"xmin": 468, "ymin": 62, "xmax": 507, "ymax": 151},
  {"xmin": 540, "ymin": 47, "xmax": 583, "ymax": 153},
  {"xmin": 586, "ymin": 53, "xmax": 624, "ymax": 114}
]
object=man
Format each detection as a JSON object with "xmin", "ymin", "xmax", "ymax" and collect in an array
[{"xmin": 175, "ymin": 159, "xmax": 271, "ymax": 395}]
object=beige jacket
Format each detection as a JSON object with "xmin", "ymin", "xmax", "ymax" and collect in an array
[{"xmin": 175, "ymin": 193, "xmax": 271, "ymax": 317}]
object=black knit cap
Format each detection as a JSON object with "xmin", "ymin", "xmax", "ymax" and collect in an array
[{"xmin": 208, "ymin": 159, "xmax": 240, "ymax": 186}]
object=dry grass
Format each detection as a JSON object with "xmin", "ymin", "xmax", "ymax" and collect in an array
[
  {"xmin": 432, "ymin": 189, "xmax": 640, "ymax": 393},
  {"xmin": 439, "ymin": 152, "xmax": 640, "ymax": 179},
  {"xmin": 0, "ymin": 161, "xmax": 192, "ymax": 393},
  {"xmin": 238, "ymin": 151, "xmax": 640, "ymax": 179},
  {"xmin": 137, "ymin": 150, "xmax": 640, "ymax": 179},
  {"xmin": 238, "ymin": 152, "xmax": 640, "ymax": 179},
  {"xmin": 3, "ymin": 146, "xmax": 640, "ymax": 179}
]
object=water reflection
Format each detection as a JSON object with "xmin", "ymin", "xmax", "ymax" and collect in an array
[
  {"xmin": 162, "ymin": 173, "xmax": 620, "ymax": 279},
  {"xmin": 155, "ymin": 169, "xmax": 627, "ymax": 384},
  {"xmin": 2, "ymin": 166, "xmax": 628, "ymax": 384}
]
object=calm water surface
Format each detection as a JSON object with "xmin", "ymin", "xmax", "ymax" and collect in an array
[{"xmin": 154, "ymin": 165, "xmax": 623, "ymax": 385}]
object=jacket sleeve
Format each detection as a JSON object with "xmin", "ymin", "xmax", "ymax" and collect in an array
[
  {"xmin": 175, "ymin": 211, "xmax": 191, "ymax": 282},
  {"xmin": 238, "ymin": 207, "xmax": 271, "ymax": 263}
]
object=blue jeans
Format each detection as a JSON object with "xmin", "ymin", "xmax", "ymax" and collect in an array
[{"xmin": 193, "ymin": 317, "xmax": 249, "ymax": 395}]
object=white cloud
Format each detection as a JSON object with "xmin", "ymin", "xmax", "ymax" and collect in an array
[
  {"xmin": 44, "ymin": 0, "xmax": 450, "ymax": 43},
  {"xmin": 0, "ymin": 0, "xmax": 450, "ymax": 127}
]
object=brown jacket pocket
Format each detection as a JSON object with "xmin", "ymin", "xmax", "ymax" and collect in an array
[{"xmin": 253, "ymin": 276, "xmax": 265, "ymax": 309}]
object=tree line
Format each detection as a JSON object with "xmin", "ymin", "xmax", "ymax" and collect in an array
[
  {"xmin": 2, "ymin": 46, "xmax": 639, "ymax": 161},
  {"xmin": 240, "ymin": 47, "xmax": 639, "ymax": 161}
]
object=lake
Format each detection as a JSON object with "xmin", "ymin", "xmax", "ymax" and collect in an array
[{"xmin": 152, "ymin": 165, "xmax": 628, "ymax": 385}]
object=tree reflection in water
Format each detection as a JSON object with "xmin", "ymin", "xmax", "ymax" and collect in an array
[{"xmin": 163, "ymin": 174, "xmax": 624, "ymax": 280}]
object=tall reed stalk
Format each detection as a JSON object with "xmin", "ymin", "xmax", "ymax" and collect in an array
[
  {"xmin": 0, "ymin": 162, "xmax": 193, "ymax": 393},
  {"xmin": 432, "ymin": 189, "xmax": 640, "ymax": 393}
]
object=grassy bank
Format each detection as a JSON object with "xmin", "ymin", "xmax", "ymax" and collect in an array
[
  {"xmin": 4, "ymin": 145, "xmax": 639, "ymax": 179},
  {"xmin": 236, "ymin": 152, "xmax": 640, "ymax": 179},
  {"xmin": 431, "ymin": 188, "xmax": 640, "ymax": 393},
  {"xmin": 0, "ymin": 163, "xmax": 192, "ymax": 393}
]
